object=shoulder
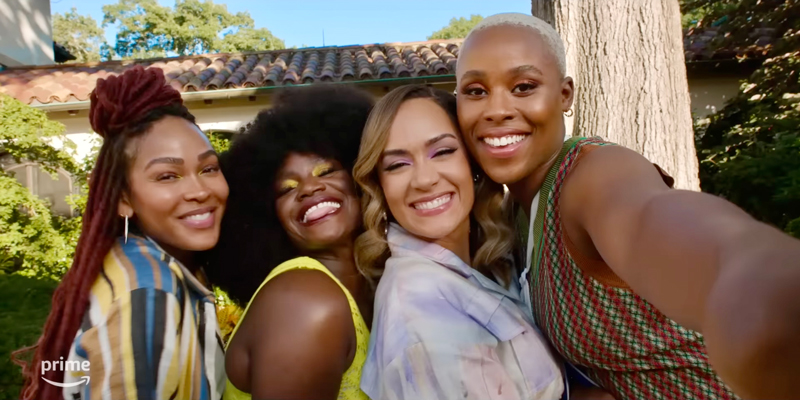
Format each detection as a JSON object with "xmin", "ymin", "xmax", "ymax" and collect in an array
[
  {"xmin": 99, "ymin": 235, "xmax": 183, "ymax": 298},
  {"xmin": 237, "ymin": 259, "xmax": 353, "ymax": 340},
  {"xmin": 562, "ymin": 144, "xmax": 671, "ymax": 205}
]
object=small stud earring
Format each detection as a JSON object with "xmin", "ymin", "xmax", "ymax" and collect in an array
[{"xmin": 564, "ymin": 108, "xmax": 574, "ymax": 117}]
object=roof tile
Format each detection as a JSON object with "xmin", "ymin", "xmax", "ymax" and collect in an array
[{"xmin": 0, "ymin": 29, "xmax": 774, "ymax": 106}]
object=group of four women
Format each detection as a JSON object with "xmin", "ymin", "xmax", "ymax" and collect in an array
[{"xmin": 16, "ymin": 13, "xmax": 800, "ymax": 400}]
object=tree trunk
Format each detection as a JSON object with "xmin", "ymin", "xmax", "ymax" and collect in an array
[{"xmin": 531, "ymin": 0, "xmax": 700, "ymax": 190}]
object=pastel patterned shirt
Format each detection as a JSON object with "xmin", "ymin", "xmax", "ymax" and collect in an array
[{"xmin": 360, "ymin": 223, "xmax": 564, "ymax": 400}]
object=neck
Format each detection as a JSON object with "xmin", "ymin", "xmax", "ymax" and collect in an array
[
  {"xmin": 509, "ymin": 139, "xmax": 565, "ymax": 217},
  {"xmin": 155, "ymin": 240, "xmax": 197, "ymax": 272},
  {"xmin": 303, "ymin": 241, "xmax": 360, "ymax": 281},
  {"xmin": 433, "ymin": 217, "xmax": 472, "ymax": 266}
]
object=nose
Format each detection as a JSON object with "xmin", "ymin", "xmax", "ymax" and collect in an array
[
  {"xmin": 297, "ymin": 177, "xmax": 325, "ymax": 199},
  {"xmin": 484, "ymin": 91, "xmax": 515, "ymax": 122},
  {"xmin": 410, "ymin": 161, "xmax": 439, "ymax": 191},
  {"xmin": 184, "ymin": 174, "xmax": 211, "ymax": 203}
]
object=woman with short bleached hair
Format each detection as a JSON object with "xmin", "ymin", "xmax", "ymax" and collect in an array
[
  {"xmin": 456, "ymin": 12, "xmax": 800, "ymax": 400},
  {"xmin": 354, "ymin": 84, "xmax": 566, "ymax": 400}
]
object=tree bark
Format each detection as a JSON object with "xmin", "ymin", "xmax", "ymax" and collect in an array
[{"xmin": 532, "ymin": 0, "xmax": 700, "ymax": 190}]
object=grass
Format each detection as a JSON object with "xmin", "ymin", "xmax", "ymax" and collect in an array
[{"xmin": 0, "ymin": 273, "xmax": 57, "ymax": 400}]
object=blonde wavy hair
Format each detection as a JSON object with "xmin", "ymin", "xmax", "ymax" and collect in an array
[{"xmin": 353, "ymin": 84, "xmax": 516, "ymax": 286}]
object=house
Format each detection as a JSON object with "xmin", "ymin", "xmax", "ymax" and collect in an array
[
  {"xmin": 0, "ymin": 0, "xmax": 75, "ymax": 69},
  {"xmin": 0, "ymin": 27, "xmax": 772, "ymax": 215}
]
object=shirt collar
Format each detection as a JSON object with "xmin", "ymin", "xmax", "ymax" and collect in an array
[
  {"xmin": 386, "ymin": 223, "xmax": 474, "ymax": 278},
  {"xmin": 143, "ymin": 235, "xmax": 216, "ymax": 302},
  {"xmin": 386, "ymin": 223, "xmax": 527, "ymax": 306}
]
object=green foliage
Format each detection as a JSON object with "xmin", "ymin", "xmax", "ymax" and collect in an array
[
  {"xmin": 0, "ymin": 94, "xmax": 81, "ymax": 277},
  {"xmin": 428, "ymin": 15, "xmax": 483, "ymax": 40},
  {"xmin": 205, "ymin": 130, "xmax": 232, "ymax": 153},
  {"xmin": 0, "ymin": 274, "xmax": 57, "ymax": 400},
  {"xmin": 691, "ymin": 0, "xmax": 800, "ymax": 237},
  {"xmin": 52, "ymin": 7, "xmax": 107, "ymax": 63},
  {"xmin": 0, "ymin": 95, "xmax": 78, "ymax": 175},
  {"xmin": 102, "ymin": 0, "xmax": 285, "ymax": 58}
]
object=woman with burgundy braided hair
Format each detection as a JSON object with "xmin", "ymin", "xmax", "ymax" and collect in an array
[{"xmin": 13, "ymin": 65, "xmax": 229, "ymax": 400}]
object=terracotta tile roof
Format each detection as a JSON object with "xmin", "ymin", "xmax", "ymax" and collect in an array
[
  {"xmin": 683, "ymin": 27, "xmax": 776, "ymax": 61},
  {"xmin": 0, "ymin": 27, "xmax": 775, "ymax": 106},
  {"xmin": 0, "ymin": 40, "xmax": 462, "ymax": 106}
]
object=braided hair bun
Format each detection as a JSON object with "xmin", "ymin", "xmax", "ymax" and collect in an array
[{"xmin": 89, "ymin": 65, "xmax": 184, "ymax": 138}]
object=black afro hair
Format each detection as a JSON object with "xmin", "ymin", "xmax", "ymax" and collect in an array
[{"xmin": 208, "ymin": 84, "xmax": 375, "ymax": 304}]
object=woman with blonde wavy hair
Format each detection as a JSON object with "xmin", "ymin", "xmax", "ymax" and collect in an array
[{"xmin": 353, "ymin": 84, "xmax": 565, "ymax": 400}]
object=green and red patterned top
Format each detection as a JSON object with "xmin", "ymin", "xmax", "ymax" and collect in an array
[{"xmin": 526, "ymin": 137, "xmax": 739, "ymax": 400}]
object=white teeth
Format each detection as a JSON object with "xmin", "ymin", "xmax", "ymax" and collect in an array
[
  {"xmin": 483, "ymin": 135, "xmax": 526, "ymax": 148},
  {"xmin": 184, "ymin": 212, "xmax": 211, "ymax": 221},
  {"xmin": 413, "ymin": 194, "xmax": 452, "ymax": 210},
  {"xmin": 302, "ymin": 201, "xmax": 341, "ymax": 223}
]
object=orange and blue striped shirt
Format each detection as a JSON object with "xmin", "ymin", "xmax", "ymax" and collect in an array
[{"xmin": 62, "ymin": 235, "xmax": 225, "ymax": 400}]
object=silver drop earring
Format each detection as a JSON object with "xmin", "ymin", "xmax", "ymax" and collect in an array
[
  {"xmin": 382, "ymin": 211, "xmax": 388, "ymax": 237},
  {"xmin": 123, "ymin": 215, "xmax": 129, "ymax": 244}
]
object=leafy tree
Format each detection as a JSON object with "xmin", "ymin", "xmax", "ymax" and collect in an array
[
  {"xmin": 102, "ymin": 0, "xmax": 285, "ymax": 58},
  {"xmin": 52, "ymin": 8, "xmax": 108, "ymax": 63},
  {"xmin": 0, "ymin": 94, "xmax": 81, "ymax": 278},
  {"xmin": 428, "ymin": 15, "xmax": 483, "ymax": 40},
  {"xmin": 687, "ymin": 0, "xmax": 800, "ymax": 237},
  {"xmin": 206, "ymin": 130, "xmax": 232, "ymax": 153}
]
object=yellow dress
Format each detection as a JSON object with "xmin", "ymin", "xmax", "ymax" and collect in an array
[{"xmin": 223, "ymin": 257, "xmax": 370, "ymax": 400}]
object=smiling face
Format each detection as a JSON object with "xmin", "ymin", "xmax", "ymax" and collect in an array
[
  {"xmin": 456, "ymin": 24, "xmax": 574, "ymax": 186},
  {"xmin": 274, "ymin": 152, "xmax": 361, "ymax": 252},
  {"xmin": 119, "ymin": 115, "xmax": 228, "ymax": 252},
  {"xmin": 379, "ymin": 98, "xmax": 474, "ymax": 245}
]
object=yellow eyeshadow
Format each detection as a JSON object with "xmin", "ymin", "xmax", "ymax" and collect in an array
[
  {"xmin": 312, "ymin": 162, "xmax": 333, "ymax": 177},
  {"xmin": 280, "ymin": 179, "xmax": 299, "ymax": 190}
]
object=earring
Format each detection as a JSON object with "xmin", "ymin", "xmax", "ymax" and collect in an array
[
  {"xmin": 122, "ymin": 214, "xmax": 129, "ymax": 244},
  {"xmin": 564, "ymin": 108, "xmax": 574, "ymax": 117},
  {"xmin": 381, "ymin": 211, "xmax": 388, "ymax": 237},
  {"xmin": 473, "ymin": 173, "xmax": 479, "ymax": 183}
]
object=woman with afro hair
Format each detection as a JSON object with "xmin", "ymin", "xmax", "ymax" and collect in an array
[
  {"xmin": 13, "ymin": 66, "xmax": 229, "ymax": 400},
  {"xmin": 210, "ymin": 84, "xmax": 374, "ymax": 400}
]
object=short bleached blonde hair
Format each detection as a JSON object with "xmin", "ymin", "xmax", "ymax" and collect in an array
[{"xmin": 463, "ymin": 12, "xmax": 567, "ymax": 77}]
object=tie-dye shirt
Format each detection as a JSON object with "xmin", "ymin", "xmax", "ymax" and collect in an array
[
  {"xmin": 63, "ymin": 235, "xmax": 225, "ymax": 400},
  {"xmin": 360, "ymin": 223, "xmax": 564, "ymax": 400}
]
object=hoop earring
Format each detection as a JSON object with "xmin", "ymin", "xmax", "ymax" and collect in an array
[
  {"xmin": 381, "ymin": 211, "xmax": 388, "ymax": 237},
  {"xmin": 564, "ymin": 108, "xmax": 574, "ymax": 117},
  {"xmin": 122, "ymin": 215, "xmax": 129, "ymax": 244}
]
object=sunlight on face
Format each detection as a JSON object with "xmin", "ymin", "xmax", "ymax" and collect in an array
[{"xmin": 378, "ymin": 98, "xmax": 474, "ymax": 245}]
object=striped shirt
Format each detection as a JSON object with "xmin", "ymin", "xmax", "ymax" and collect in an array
[
  {"xmin": 361, "ymin": 223, "xmax": 564, "ymax": 400},
  {"xmin": 62, "ymin": 235, "xmax": 225, "ymax": 400}
]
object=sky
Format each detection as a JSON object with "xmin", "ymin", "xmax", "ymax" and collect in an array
[{"xmin": 49, "ymin": 0, "xmax": 532, "ymax": 49}]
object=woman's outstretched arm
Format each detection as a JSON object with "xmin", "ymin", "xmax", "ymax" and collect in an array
[{"xmin": 561, "ymin": 145, "xmax": 800, "ymax": 399}]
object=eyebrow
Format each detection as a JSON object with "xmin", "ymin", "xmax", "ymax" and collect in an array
[
  {"xmin": 144, "ymin": 149, "xmax": 217, "ymax": 170},
  {"xmin": 511, "ymin": 64, "xmax": 545, "ymax": 76},
  {"xmin": 145, "ymin": 157, "xmax": 183, "ymax": 169},
  {"xmin": 460, "ymin": 64, "xmax": 545, "ymax": 80},
  {"xmin": 198, "ymin": 149, "xmax": 217, "ymax": 161},
  {"xmin": 382, "ymin": 133, "xmax": 458, "ymax": 158}
]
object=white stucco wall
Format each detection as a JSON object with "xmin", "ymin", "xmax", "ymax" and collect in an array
[
  {"xmin": 45, "ymin": 78, "xmax": 736, "ymax": 161},
  {"xmin": 0, "ymin": 0, "xmax": 54, "ymax": 67}
]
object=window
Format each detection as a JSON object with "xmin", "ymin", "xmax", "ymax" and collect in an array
[{"xmin": 6, "ymin": 161, "xmax": 77, "ymax": 216}]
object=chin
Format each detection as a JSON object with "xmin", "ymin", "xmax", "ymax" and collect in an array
[{"xmin": 181, "ymin": 236, "xmax": 220, "ymax": 252}]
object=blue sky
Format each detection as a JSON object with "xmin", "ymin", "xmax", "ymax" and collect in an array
[{"xmin": 49, "ymin": 0, "xmax": 532, "ymax": 48}]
